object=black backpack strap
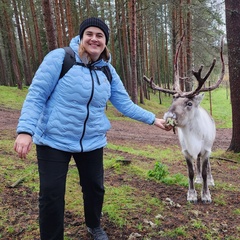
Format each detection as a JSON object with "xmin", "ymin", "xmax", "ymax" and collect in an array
[
  {"xmin": 100, "ymin": 66, "xmax": 112, "ymax": 84},
  {"xmin": 76, "ymin": 62, "xmax": 112, "ymax": 84},
  {"xmin": 59, "ymin": 47, "xmax": 76, "ymax": 80}
]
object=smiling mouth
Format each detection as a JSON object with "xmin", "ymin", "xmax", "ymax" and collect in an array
[{"xmin": 89, "ymin": 44, "xmax": 99, "ymax": 48}]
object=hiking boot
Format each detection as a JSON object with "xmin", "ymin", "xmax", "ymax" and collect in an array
[{"xmin": 87, "ymin": 226, "xmax": 109, "ymax": 240}]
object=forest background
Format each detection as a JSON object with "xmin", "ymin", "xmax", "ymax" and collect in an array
[{"xmin": 0, "ymin": 0, "xmax": 225, "ymax": 95}]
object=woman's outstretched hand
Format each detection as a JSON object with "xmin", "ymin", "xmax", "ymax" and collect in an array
[{"xmin": 153, "ymin": 118, "xmax": 172, "ymax": 131}]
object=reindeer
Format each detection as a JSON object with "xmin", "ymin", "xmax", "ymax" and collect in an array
[{"xmin": 144, "ymin": 37, "xmax": 225, "ymax": 203}]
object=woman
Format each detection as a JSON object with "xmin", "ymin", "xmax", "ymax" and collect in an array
[{"xmin": 14, "ymin": 17, "xmax": 170, "ymax": 240}]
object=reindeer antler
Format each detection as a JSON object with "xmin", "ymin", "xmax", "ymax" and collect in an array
[
  {"xmin": 143, "ymin": 76, "xmax": 177, "ymax": 94},
  {"xmin": 190, "ymin": 36, "xmax": 225, "ymax": 95},
  {"xmin": 174, "ymin": 34, "xmax": 185, "ymax": 94},
  {"xmin": 176, "ymin": 36, "xmax": 225, "ymax": 97},
  {"xmin": 143, "ymin": 36, "xmax": 225, "ymax": 98},
  {"xmin": 143, "ymin": 34, "xmax": 186, "ymax": 96}
]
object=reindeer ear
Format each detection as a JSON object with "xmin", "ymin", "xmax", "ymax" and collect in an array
[{"xmin": 194, "ymin": 93, "xmax": 205, "ymax": 105}]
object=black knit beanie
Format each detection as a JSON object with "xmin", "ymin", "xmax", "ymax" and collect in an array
[{"xmin": 79, "ymin": 17, "xmax": 109, "ymax": 44}]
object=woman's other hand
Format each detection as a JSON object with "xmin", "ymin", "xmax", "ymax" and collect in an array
[{"xmin": 14, "ymin": 134, "xmax": 33, "ymax": 158}]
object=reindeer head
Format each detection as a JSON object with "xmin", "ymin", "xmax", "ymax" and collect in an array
[
  {"xmin": 143, "ymin": 37, "xmax": 225, "ymax": 131},
  {"xmin": 164, "ymin": 93, "xmax": 205, "ymax": 128}
]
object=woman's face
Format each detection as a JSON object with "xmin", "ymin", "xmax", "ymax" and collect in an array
[{"xmin": 82, "ymin": 26, "xmax": 106, "ymax": 62}]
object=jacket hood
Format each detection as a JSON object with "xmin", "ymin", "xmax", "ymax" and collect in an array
[
  {"xmin": 70, "ymin": 35, "xmax": 80, "ymax": 51},
  {"xmin": 69, "ymin": 36, "xmax": 81, "ymax": 62}
]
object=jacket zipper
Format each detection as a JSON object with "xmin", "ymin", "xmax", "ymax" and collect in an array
[{"xmin": 79, "ymin": 68, "xmax": 94, "ymax": 151}]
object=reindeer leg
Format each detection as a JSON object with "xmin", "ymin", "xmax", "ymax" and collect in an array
[
  {"xmin": 195, "ymin": 153, "xmax": 202, "ymax": 184},
  {"xmin": 201, "ymin": 156, "xmax": 212, "ymax": 203},
  {"xmin": 185, "ymin": 155, "xmax": 197, "ymax": 203},
  {"xmin": 207, "ymin": 159, "xmax": 215, "ymax": 186}
]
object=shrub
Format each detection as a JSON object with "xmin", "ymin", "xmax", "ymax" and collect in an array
[{"xmin": 147, "ymin": 162, "xmax": 169, "ymax": 181}]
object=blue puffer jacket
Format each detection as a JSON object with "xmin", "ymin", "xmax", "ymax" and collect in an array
[{"xmin": 17, "ymin": 36, "xmax": 155, "ymax": 152}]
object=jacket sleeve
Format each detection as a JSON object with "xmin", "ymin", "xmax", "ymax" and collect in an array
[
  {"xmin": 16, "ymin": 48, "xmax": 66, "ymax": 135},
  {"xmin": 109, "ymin": 65, "xmax": 155, "ymax": 125}
]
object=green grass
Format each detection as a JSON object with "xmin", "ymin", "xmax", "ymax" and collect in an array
[
  {"xmin": 106, "ymin": 143, "xmax": 182, "ymax": 163},
  {"xmin": 200, "ymin": 88, "xmax": 232, "ymax": 128},
  {"xmin": 0, "ymin": 86, "xmax": 28, "ymax": 109},
  {"xmin": 214, "ymin": 193, "xmax": 227, "ymax": 206},
  {"xmin": 103, "ymin": 185, "xmax": 164, "ymax": 227},
  {"xmin": 161, "ymin": 226, "xmax": 188, "ymax": 238},
  {"xmin": 233, "ymin": 208, "xmax": 240, "ymax": 215},
  {"xmin": 212, "ymin": 149, "xmax": 240, "ymax": 163},
  {"xmin": 191, "ymin": 219, "xmax": 206, "ymax": 229},
  {"xmin": 105, "ymin": 143, "xmax": 189, "ymax": 187}
]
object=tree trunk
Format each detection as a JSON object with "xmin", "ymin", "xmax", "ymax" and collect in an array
[
  {"xmin": 138, "ymin": 0, "xmax": 144, "ymax": 104},
  {"xmin": 115, "ymin": 0, "xmax": 125, "ymax": 85},
  {"xmin": 0, "ymin": 5, "xmax": 9, "ymax": 85},
  {"xmin": 179, "ymin": 0, "xmax": 185, "ymax": 91},
  {"xmin": 225, "ymin": 0, "xmax": 240, "ymax": 152},
  {"xmin": 2, "ymin": 0, "xmax": 22, "ymax": 88},
  {"xmin": 29, "ymin": 0, "xmax": 43, "ymax": 64},
  {"xmin": 16, "ymin": 0, "xmax": 32, "ymax": 85},
  {"xmin": 0, "ymin": 46, "xmax": 7, "ymax": 85},
  {"xmin": 65, "ymin": 0, "xmax": 74, "ymax": 40},
  {"xmin": 185, "ymin": 0, "xmax": 193, "ymax": 92},
  {"xmin": 54, "ymin": 0, "xmax": 64, "ymax": 47},
  {"xmin": 86, "ymin": 0, "xmax": 90, "ymax": 16},
  {"xmin": 108, "ymin": 0, "xmax": 116, "ymax": 67},
  {"xmin": 164, "ymin": 5, "xmax": 170, "ymax": 92},
  {"xmin": 122, "ymin": 0, "xmax": 131, "ymax": 92},
  {"xmin": 58, "ymin": 1, "xmax": 68, "ymax": 46},
  {"xmin": 42, "ymin": 0, "xmax": 58, "ymax": 51},
  {"xmin": 129, "ymin": 0, "xmax": 138, "ymax": 104},
  {"xmin": 23, "ymin": 1, "xmax": 37, "ymax": 78},
  {"xmin": 171, "ymin": 2, "xmax": 177, "ymax": 88}
]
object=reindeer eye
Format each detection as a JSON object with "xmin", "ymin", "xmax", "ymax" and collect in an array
[{"xmin": 187, "ymin": 101, "xmax": 192, "ymax": 106}]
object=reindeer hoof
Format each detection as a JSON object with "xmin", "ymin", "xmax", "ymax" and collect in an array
[
  {"xmin": 202, "ymin": 199, "xmax": 212, "ymax": 204},
  {"xmin": 187, "ymin": 190, "xmax": 197, "ymax": 203},
  {"xmin": 201, "ymin": 191, "xmax": 212, "ymax": 203},
  {"xmin": 188, "ymin": 199, "xmax": 198, "ymax": 204}
]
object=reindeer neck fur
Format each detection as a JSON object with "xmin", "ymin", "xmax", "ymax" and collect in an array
[
  {"xmin": 177, "ymin": 106, "xmax": 216, "ymax": 160},
  {"xmin": 179, "ymin": 106, "xmax": 211, "ymax": 134}
]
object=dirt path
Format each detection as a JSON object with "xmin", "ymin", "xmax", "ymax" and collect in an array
[{"xmin": 107, "ymin": 120, "xmax": 232, "ymax": 151}]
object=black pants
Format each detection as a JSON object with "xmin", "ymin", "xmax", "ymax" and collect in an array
[{"xmin": 36, "ymin": 145, "xmax": 105, "ymax": 240}]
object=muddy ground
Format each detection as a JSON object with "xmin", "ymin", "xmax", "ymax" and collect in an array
[{"xmin": 0, "ymin": 107, "xmax": 239, "ymax": 240}]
